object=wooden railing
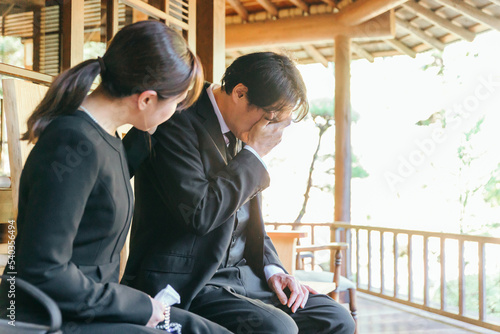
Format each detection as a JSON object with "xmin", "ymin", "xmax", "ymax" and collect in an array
[{"xmin": 265, "ymin": 222, "xmax": 500, "ymax": 332}]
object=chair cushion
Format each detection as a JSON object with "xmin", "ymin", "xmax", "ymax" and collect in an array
[{"xmin": 294, "ymin": 270, "xmax": 356, "ymax": 291}]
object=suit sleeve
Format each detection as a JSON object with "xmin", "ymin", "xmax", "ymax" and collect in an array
[
  {"xmin": 263, "ymin": 235, "xmax": 286, "ymax": 272},
  {"xmin": 141, "ymin": 114, "xmax": 271, "ymax": 236},
  {"xmin": 122, "ymin": 129, "xmax": 156, "ymax": 178},
  {"xmin": 16, "ymin": 127, "xmax": 152, "ymax": 324}
]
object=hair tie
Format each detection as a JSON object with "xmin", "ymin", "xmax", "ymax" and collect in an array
[{"xmin": 97, "ymin": 56, "xmax": 106, "ymax": 74}]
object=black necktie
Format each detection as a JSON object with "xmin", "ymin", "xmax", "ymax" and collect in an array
[{"xmin": 225, "ymin": 131, "xmax": 237, "ymax": 159}]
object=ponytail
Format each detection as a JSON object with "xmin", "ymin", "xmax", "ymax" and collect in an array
[{"xmin": 22, "ymin": 59, "xmax": 101, "ymax": 143}]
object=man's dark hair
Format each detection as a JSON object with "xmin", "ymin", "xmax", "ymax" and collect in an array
[{"xmin": 221, "ymin": 52, "xmax": 308, "ymax": 121}]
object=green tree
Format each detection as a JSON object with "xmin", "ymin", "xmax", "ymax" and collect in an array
[
  {"xmin": 0, "ymin": 36, "xmax": 24, "ymax": 97},
  {"xmin": 457, "ymin": 117, "xmax": 485, "ymax": 233},
  {"xmin": 417, "ymin": 110, "xmax": 499, "ymax": 235},
  {"xmin": 0, "ymin": 36, "xmax": 24, "ymax": 67},
  {"xmin": 294, "ymin": 98, "xmax": 368, "ymax": 224}
]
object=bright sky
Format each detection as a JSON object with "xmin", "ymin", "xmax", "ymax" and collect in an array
[{"xmin": 262, "ymin": 30, "xmax": 500, "ymax": 235}]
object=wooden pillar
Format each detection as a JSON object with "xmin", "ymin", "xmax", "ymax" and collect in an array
[
  {"xmin": 32, "ymin": 7, "xmax": 41, "ymax": 72},
  {"xmin": 24, "ymin": 40, "xmax": 34, "ymax": 70},
  {"xmin": 104, "ymin": 0, "xmax": 119, "ymax": 46},
  {"xmin": 187, "ymin": 0, "xmax": 196, "ymax": 52},
  {"xmin": 333, "ymin": 34, "xmax": 351, "ymax": 275},
  {"xmin": 132, "ymin": 8, "xmax": 148, "ymax": 22},
  {"xmin": 196, "ymin": 0, "xmax": 225, "ymax": 83},
  {"xmin": 61, "ymin": 0, "xmax": 84, "ymax": 70},
  {"xmin": 334, "ymin": 34, "xmax": 352, "ymax": 227}
]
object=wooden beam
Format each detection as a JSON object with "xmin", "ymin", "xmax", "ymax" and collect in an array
[
  {"xmin": 434, "ymin": 0, "xmax": 500, "ymax": 31},
  {"xmin": 0, "ymin": 63, "xmax": 52, "ymax": 86},
  {"xmin": 303, "ymin": 44, "xmax": 329, "ymax": 67},
  {"xmin": 61, "ymin": 0, "xmax": 84, "ymax": 70},
  {"xmin": 402, "ymin": 1, "xmax": 475, "ymax": 42},
  {"xmin": 321, "ymin": 0, "xmax": 337, "ymax": 8},
  {"xmin": 121, "ymin": 0, "xmax": 189, "ymax": 30},
  {"xmin": 123, "ymin": 0, "xmax": 167, "ymax": 20},
  {"xmin": 227, "ymin": 0, "xmax": 249, "ymax": 21},
  {"xmin": 132, "ymin": 7, "xmax": 148, "ymax": 22},
  {"xmin": 385, "ymin": 38, "xmax": 417, "ymax": 57},
  {"xmin": 289, "ymin": 0, "xmax": 309, "ymax": 12},
  {"xmin": 351, "ymin": 42, "xmax": 374, "ymax": 62},
  {"xmin": 197, "ymin": 0, "xmax": 225, "ymax": 82},
  {"xmin": 334, "ymin": 34, "xmax": 351, "ymax": 243},
  {"xmin": 334, "ymin": 0, "xmax": 408, "ymax": 26},
  {"xmin": 226, "ymin": 11, "xmax": 395, "ymax": 51},
  {"xmin": 158, "ymin": 0, "xmax": 171, "ymax": 24},
  {"xmin": 2, "ymin": 0, "xmax": 45, "ymax": 8},
  {"xmin": 396, "ymin": 17, "xmax": 446, "ymax": 51},
  {"xmin": 256, "ymin": 0, "xmax": 279, "ymax": 17}
]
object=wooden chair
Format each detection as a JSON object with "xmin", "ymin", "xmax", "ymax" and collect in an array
[
  {"xmin": 0, "ymin": 275, "xmax": 62, "ymax": 333},
  {"xmin": 2, "ymin": 79, "xmax": 47, "ymax": 219},
  {"xmin": 295, "ymin": 243, "xmax": 358, "ymax": 333},
  {"xmin": 266, "ymin": 228, "xmax": 357, "ymax": 331}
]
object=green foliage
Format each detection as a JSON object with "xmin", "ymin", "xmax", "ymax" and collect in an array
[
  {"xmin": 459, "ymin": 118, "xmax": 481, "ymax": 161},
  {"xmin": 352, "ymin": 154, "xmax": 369, "ymax": 179},
  {"xmin": 83, "ymin": 42, "xmax": 106, "ymax": 61},
  {"xmin": 442, "ymin": 274, "xmax": 500, "ymax": 318},
  {"xmin": 0, "ymin": 36, "xmax": 24, "ymax": 67},
  {"xmin": 308, "ymin": 97, "xmax": 360, "ymax": 123},
  {"xmin": 0, "ymin": 36, "xmax": 25, "ymax": 98},
  {"xmin": 294, "ymin": 98, "xmax": 367, "ymax": 222},
  {"xmin": 457, "ymin": 118, "xmax": 484, "ymax": 171},
  {"xmin": 483, "ymin": 163, "xmax": 500, "ymax": 208},
  {"xmin": 457, "ymin": 117, "xmax": 486, "ymax": 233},
  {"xmin": 310, "ymin": 98, "xmax": 334, "ymax": 119},
  {"xmin": 421, "ymin": 52, "xmax": 445, "ymax": 76},
  {"xmin": 464, "ymin": 117, "xmax": 484, "ymax": 141},
  {"xmin": 415, "ymin": 109, "xmax": 446, "ymax": 128}
]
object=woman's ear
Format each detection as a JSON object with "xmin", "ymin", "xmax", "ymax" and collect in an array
[{"xmin": 137, "ymin": 90, "xmax": 158, "ymax": 111}]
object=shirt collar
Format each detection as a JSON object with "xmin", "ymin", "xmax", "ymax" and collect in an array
[{"xmin": 206, "ymin": 83, "xmax": 230, "ymax": 134}]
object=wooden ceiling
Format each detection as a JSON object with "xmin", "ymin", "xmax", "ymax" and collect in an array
[{"xmin": 225, "ymin": 0, "xmax": 500, "ymax": 66}]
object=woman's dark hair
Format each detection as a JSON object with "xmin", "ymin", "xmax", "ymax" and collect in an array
[
  {"xmin": 23, "ymin": 20, "xmax": 203, "ymax": 143},
  {"xmin": 221, "ymin": 52, "xmax": 308, "ymax": 121}
]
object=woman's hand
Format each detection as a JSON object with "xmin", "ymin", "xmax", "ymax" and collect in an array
[{"xmin": 146, "ymin": 296, "xmax": 165, "ymax": 327}]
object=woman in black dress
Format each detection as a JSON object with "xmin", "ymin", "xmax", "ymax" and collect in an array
[{"xmin": 1, "ymin": 21, "xmax": 231, "ymax": 334}]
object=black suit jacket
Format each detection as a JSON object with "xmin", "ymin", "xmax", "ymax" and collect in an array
[
  {"xmin": 123, "ymin": 83, "xmax": 284, "ymax": 309},
  {"xmin": 0, "ymin": 111, "xmax": 151, "ymax": 325}
]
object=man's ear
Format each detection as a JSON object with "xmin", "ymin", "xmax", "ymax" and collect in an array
[
  {"xmin": 137, "ymin": 90, "xmax": 158, "ymax": 111},
  {"xmin": 232, "ymin": 83, "xmax": 248, "ymax": 103}
]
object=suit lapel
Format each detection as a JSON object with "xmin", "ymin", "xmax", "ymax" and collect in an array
[{"xmin": 195, "ymin": 83, "xmax": 228, "ymax": 164}]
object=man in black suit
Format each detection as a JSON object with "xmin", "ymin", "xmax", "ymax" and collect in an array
[{"xmin": 123, "ymin": 52, "xmax": 355, "ymax": 333}]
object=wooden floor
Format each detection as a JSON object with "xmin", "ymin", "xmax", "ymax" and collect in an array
[{"xmin": 356, "ymin": 293, "xmax": 499, "ymax": 334}]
